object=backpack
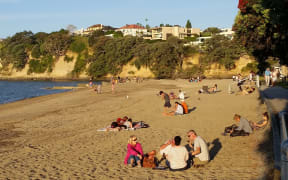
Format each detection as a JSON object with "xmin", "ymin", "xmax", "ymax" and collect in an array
[{"xmin": 181, "ymin": 102, "xmax": 188, "ymax": 114}]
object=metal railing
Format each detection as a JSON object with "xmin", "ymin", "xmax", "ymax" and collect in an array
[{"xmin": 279, "ymin": 111, "xmax": 288, "ymax": 180}]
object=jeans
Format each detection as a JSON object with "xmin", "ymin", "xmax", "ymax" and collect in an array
[{"xmin": 127, "ymin": 155, "xmax": 140, "ymax": 166}]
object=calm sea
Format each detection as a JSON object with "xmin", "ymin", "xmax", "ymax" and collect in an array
[{"xmin": 0, "ymin": 81, "xmax": 86, "ymax": 105}]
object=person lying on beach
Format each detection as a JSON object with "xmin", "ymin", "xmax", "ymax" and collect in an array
[
  {"xmin": 185, "ymin": 130, "xmax": 210, "ymax": 168},
  {"xmin": 160, "ymin": 136, "xmax": 189, "ymax": 171},
  {"xmin": 124, "ymin": 135, "xmax": 143, "ymax": 167},
  {"xmin": 117, "ymin": 116, "xmax": 129, "ymax": 126},
  {"xmin": 163, "ymin": 102, "xmax": 184, "ymax": 116},
  {"xmin": 250, "ymin": 112, "xmax": 269, "ymax": 130},
  {"xmin": 208, "ymin": 84, "xmax": 217, "ymax": 93},
  {"xmin": 223, "ymin": 114, "xmax": 252, "ymax": 137},
  {"xmin": 237, "ymin": 85, "xmax": 255, "ymax": 95}
]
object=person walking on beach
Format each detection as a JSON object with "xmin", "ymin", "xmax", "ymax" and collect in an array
[
  {"xmin": 124, "ymin": 135, "xmax": 143, "ymax": 167},
  {"xmin": 159, "ymin": 91, "xmax": 171, "ymax": 113},
  {"xmin": 111, "ymin": 77, "xmax": 115, "ymax": 93},
  {"xmin": 160, "ymin": 136, "xmax": 189, "ymax": 171},
  {"xmin": 178, "ymin": 90, "xmax": 185, "ymax": 102},
  {"xmin": 264, "ymin": 68, "xmax": 271, "ymax": 86},
  {"xmin": 185, "ymin": 130, "xmax": 210, "ymax": 168},
  {"xmin": 95, "ymin": 81, "xmax": 102, "ymax": 94}
]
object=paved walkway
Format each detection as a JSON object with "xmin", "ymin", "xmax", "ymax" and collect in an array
[
  {"xmin": 260, "ymin": 86, "xmax": 288, "ymax": 113},
  {"xmin": 260, "ymin": 85, "xmax": 288, "ymax": 172}
]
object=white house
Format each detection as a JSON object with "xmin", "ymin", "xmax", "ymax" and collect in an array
[
  {"xmin": 116, "ymin": 24, "xmax": 147, "ymax": 37},
  {"xmin": 220, "ymin": 28, "xmax": 234, "ymax": 39}
]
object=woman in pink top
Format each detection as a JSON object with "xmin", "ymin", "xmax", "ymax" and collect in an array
[{"xmin": 124, "ymin": 135, "xmax": 143, "ymax": 167}]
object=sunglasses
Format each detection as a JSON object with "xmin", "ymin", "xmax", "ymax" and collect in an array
[{"xmin": 132, "ymin": 138, "xmax": 137, "ymax": 141}]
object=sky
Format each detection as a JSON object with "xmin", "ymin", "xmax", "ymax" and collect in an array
[{"xmin": 0, "ymin": 0, "xmax": 239, "ymax": 38}]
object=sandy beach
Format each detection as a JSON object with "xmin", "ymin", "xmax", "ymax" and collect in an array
[{"xmin": 0, "ymin": 79, "xmax": 272, "ymax": 179}]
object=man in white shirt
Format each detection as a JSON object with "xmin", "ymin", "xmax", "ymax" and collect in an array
[
  {"xmin": 186, "ymin": 130, "xmax": 210, "ymax": 167},
  {"xmin": 178, "ymin": 90, "xmax": 185, "ymax": 102},
  {"xmin": 160, "ymin": 136, "xmax": 188, "ymax": 171}
]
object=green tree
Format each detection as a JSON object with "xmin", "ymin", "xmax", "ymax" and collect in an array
[
  {"xmin": 186, "ymin": 20, "xmax": 192, "ymax": 28},
  {"xmin": 200, "ymin": 35, "xmax": 245, "ymax": 69},
  {"xmin": 233, "ymin": 0, "xmax": 288, "ymax": 65}
]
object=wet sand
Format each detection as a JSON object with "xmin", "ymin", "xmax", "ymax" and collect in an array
[{"xmin": 0, "ymin": 79, "xmax": 272, "ymax": 179}]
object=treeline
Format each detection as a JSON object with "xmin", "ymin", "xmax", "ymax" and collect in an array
[{"xmin": 0, "ymin": 29, "xmax": 246, "ymax": 79}]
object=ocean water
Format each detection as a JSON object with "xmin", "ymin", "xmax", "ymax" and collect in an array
[{"xmin": 0, "ymin": 81, "xmax": 86, "ymax": 105}]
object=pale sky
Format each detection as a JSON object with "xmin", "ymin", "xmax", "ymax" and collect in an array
[{"xmin": 0, "ymin": 0, "xmax": 239, "ymax": 38}]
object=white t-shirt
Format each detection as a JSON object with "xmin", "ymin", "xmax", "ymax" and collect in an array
[
  {"xmin": 175, "ymin": 104, "xmax": 184, "ymax": 114},
  {"xmin": 160, "ymin": 144, "xmax": 172, "ymax": 155},
  {"xmin": 167, "ymin": 146, "xmax": 188, "ymax": 169},
  {"xmin": 194, "ymin": 136, "xmax": 210, "ymax": 161},
  {"xmin": 178, "ymin": 92, "xmax": 185, "ymax": 101}
]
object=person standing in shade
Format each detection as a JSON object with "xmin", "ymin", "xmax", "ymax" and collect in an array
[
  {"xmin": 264, "ymin": 68, "xmax": 271, "ymax": 86},
  {"xmin": 186, "ymin": 130, "xmax": 210, "ymax": 168},
  {"xmin": 159, "ymin": 91, "xmax": 171, "ymax": 113},
  {"xmin": 111, "ymin": 78, "xmax": 115, "ymax": 94},
  {"xmin": 178, "ymin": 90, "xmax": 185, "ymax": 102}
]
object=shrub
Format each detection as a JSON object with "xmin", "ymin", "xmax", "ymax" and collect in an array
[
  {"xmin": 64, "ymin": 55, "xmax": 74, "ymax": 62},
  {"xmin": 31, "ymin": 44, "xmax": 41, "ymax": 58},
  {"xmin": 69, "ymin": 37, "xmax": 87, "ymax": 54},
  {"xmin": 28, "ymin": 55, "xmax": 54, "ymax": 74}
]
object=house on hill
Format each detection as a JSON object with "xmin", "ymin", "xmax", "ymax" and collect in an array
[
  {"xmin": 116, "ymin": 24, "xmax": 148, "ymax": 37},
  {"xmin": 151, "ymin": 26, "xmax": 200, "ymax": 40}
]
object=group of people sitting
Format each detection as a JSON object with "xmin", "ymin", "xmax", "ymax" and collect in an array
[
  {"xmin": 98, "ymin": 116, "xmax": 149, "ymax": 132},
  {"xmin": 159, "ymin": 90, "xmax": 188, "ymax": 116},
  {"xmin": 189, "ymin": 76, "xmax": 203, "ymax": 83},
  {"xmin": 223, "ymin": 112, "xmax": 269, "ymax": 137},
  {"xmin": 198, "ymin": 84, "xmax": 218, "ymax": 94},
  {"xmin": 124, "ymin": 130, "xmax": 210, "ymax": 171}
]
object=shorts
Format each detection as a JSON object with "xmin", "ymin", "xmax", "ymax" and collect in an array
[{"xmin": 164, "ymin": 102, "xmax": 171, "ymax": 108}]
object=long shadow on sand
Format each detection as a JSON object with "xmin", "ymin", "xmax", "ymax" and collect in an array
[
  {"xmin": 208, "ymin": 138, "xmax": 222, "ymax": 161},
  {"xmin": 188, "ymin": 107, "xmax": 197, "ymax": 113}
]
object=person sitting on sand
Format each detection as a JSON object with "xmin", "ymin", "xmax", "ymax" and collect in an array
[
  {"xmin": 123, "ymin": 118, "xmax": 133, "ymax": 129},
  {"xmin": 160, "ymin": 136, "xmax": 189, "ymax": 171},
  {"xmin": 159, "ymin": 91, "xmax": 171, "ymax": 113},
  {"xmin": 250, "ymin": 112, "xmax": 269, "ymax": 130},
  {"xmin": 124, "ymin": 135, "xmax": 143, "ymax": 167},
  {"xmin": 224, "ymin": 114, "xmax": 252, "ymax": 137},
  {"xmin": 237, "ymin": 85, "xmax": 255, "ymax": 95},
  {"xmin": 163, "ymin": 102, "xmax": 184, "ymax": 116},
  {"xmin": 185, "ymin": 130, "xmax": 210, "ymax": 168}
]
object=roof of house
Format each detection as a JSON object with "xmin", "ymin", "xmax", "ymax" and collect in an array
[
  {"xmin": 88, "ymin": 24, "xmax": 103, "ymax": 28},
  {"xmin": 119, "ymin": 24, "xmax": 145, "ymax": 29}
]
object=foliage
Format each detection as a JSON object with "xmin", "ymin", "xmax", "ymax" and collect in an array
[
  {"xmin": 186, "ymin": 20, "xmax": 192, "ymax": 28},
  {"xmin": 233, "ymin": 0, "xmax": 288, "ymax": 66},
  {"xmin": 69, "ymin": 36, "xmax": 88, "ymax": 54},
  {"xmin": 31, "ymin": 44, "xmax": 41, "ymax": 58},
  {"xmin": 72, "ymin": 51, "xmax": 88, "ymax": 76},
  {"xmin": 203, "ymin": 27, "xmax": 221, "ymax": 35},
  {"xmin": 200, "ymin": 35, "xmax": 246, "ymax": 69},
  {"xmin": 88, "ymin": 30, "xmax": 105, "ymax": 46},
  {"xmin": 28, "ymin": 55, "xmax": 54, "ymax": 74},
  {"xmin": 0, "ymin": 31, "xmax": 33, "ymax": 70},
  {"xmin": 241, "ymin": 62, "xmax": 259, "ymax": 73},
  {"xmin": 41, "ymin": 29, "xmax": 72, "ymax": 57},
  {"xmin": 64, "ymin": 55, "xmax": 74, "ymax": 62},
  {"xmin": 183, "ymin": 46, "xmax": 198, "ymax": 57}
]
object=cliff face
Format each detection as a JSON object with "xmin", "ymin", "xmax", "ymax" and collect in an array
[{"xmin": 0, "ymin": 53, "xmax": 256, "ymax": 79}]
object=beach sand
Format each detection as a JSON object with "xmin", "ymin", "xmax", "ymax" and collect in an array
[{"xmin": 0, "ymin": 79, "xmax": 272, "ymax": 179}]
